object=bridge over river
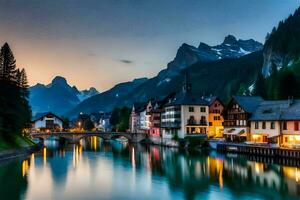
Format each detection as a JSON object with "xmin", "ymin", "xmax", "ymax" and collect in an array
[{"xmin": 30, "ymin": 131, "xmax": 148, "ymax": 143}]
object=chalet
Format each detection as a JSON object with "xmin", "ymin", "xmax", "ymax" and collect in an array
[
  {"xmin": 249, "ymin": 99, "xmax": 300, "ymax": 148},
  {"xmin": 207, "ymin": 97, "xmax": 225, "ymax": 138},
  {"xmin": 161, "ymin": 79, "xmax": 209, "ymax": 140},
  {"xmin": 32, "ymin": 112, "xmax": 63, "ymax": 132},
  {"xmin": 223, "ymin": 96, "xmax": 263, "ymax": 142}
]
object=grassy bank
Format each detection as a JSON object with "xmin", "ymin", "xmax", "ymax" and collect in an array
[{"xmin": 0, "ymin": 134, "xmax": 35, "ymax": 151}]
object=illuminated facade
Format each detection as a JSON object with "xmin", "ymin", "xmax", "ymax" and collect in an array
[
  {"xmin": 32, "ymin": 112, "xmax": 63, "ymax": 132},
  {"xmin": 207, "ymin": 97, "xmax": 224, "ymax": 138},
  {"xmin": 223, "ymin": 96, "xmax": 263, "ymax": 142},
  {"xmin": 249, "ymin": 99, "xmax": 300, "ymax": 148},
  {"xmin": 161, "ymin": 78, "xmax": 210, "ymax": 139}
]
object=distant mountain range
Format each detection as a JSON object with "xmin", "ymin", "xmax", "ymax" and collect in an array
[
  {"xmin": 32, "ymin": 6, "xmax": 300, "ymax": 119},
  {"xmin": 65, "ymin": 35, "xmax": 263, "ymax": 118},
  {"xmin": 29, "ymin": 76, "xmax": 99, "ymax": 115}
]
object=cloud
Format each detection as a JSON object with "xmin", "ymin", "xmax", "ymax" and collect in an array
[{"xmin": 118, "ymin": 59, "xmax": 133, "ymax": 64}]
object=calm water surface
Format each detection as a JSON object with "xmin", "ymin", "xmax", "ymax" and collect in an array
[{"xmin": 1, "ymin": 137, "xmax": 300, "ymax": 200}]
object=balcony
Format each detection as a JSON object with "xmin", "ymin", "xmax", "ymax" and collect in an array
[
  {"xmin": 186, "ymin": 119, "xmax": 207, "ymax": 126},
  {"xmin": 161, "ymin": 121, "xmax": 181, "ymax": 128}
]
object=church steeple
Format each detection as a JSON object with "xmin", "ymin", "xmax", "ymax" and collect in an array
[{"xmin": 183, "ymin": 71, "xmax": 192, "ymax": 93}]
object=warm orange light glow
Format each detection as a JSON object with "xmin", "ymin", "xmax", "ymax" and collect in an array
[
  {"xmin": 43, "ymin": 147, "xmax": 47, "ymax": 166},
  {"xmin": 22, "ymin": 159, "xmax": 29, "ymax": 177},
  {"xmin": 254, "ymin": 162, "xmax": 264, "ymax": 174},
  {"xmin": 283, "ymin": 166, "xmax": 300, "ymax": 182}
]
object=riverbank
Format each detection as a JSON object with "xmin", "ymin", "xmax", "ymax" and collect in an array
[{"xmin": 0, "ymin": 135, "xmax": 43, "ymax": 161}]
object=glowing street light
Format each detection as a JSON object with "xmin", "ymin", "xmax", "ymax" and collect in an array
[{"xmin": 78, "ymin": 121, "xmax": 82, "ymax": 131}]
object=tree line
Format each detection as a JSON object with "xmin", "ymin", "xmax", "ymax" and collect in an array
[
  {"xmin": 254, "ymin": 61, "xmax": 300, "ymax": 99},
  {"xmin": 0, "ymin": 43, "xmax": 31, "ymax": 141}
]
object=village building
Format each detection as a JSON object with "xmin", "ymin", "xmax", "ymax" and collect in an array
[
  {"xmin": 146, "ymin": 94, "xmax": 176, "ymax": 143},
  {"xmin": 96, "ymin": 112, "xmax": 112, "ymax": 132},
  {"xmin": 249, "ymin": 99, "xmax": 300, "ymax": 148},
  {"xmin": 161, "ymin": 79, "xmax": 209, "ymax": 140},
  {"xmin": 32, "ymin": 112, "xmax": 63, "ymax": 132},
  {"xmin": 223, "ymin": 96, "xmax": 264, "ymax": 142},
  {"xmin": 147, "ymin": 101, "xmax": 162, "ymax": 138},
  {"xmin": 207, "ymin": 97, "xmax": 225, "ymax": 138},
  {"xmin": 129, "ymin": 102, "xmax": 147, "ymax": 133}
]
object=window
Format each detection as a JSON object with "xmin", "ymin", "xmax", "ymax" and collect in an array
[
  {"xmin": 188, "ymin": 116, "xmax": 195, "ymax": 125},
  {"xmin": 262, "ymin": 122, "xmax": 266, "ymax": 129},
  {"xmin": 295, "ymin": 122, "xmax": 299, "ymax": 131},
  {"xmin": 255, "ymin": 122, "xmax": 259, "ymax": 129},
  {"xmin": 282, "ymin": 121, "xmax": 287, "ymax": 130},
  {"xmin": 217, "ymin": 116, "xmax": 221, "ymax": 120},
  {"xmin": 200, "ymin": 116, "xmax": 206, "ymax": 125},
  {"xmin": 209, "ymin": 122, "xmax": 212, "ymax": 126},
  {"xmin": 189, "ymin": 107, "xmax": 194, "ymax": 112},
  {"xmin": 271, "ymin": 122, "xmax": 275, "ymax": 129},
  {"xmin": 200, "ymin": 107, "xmax": 206, "ymax": 112}
]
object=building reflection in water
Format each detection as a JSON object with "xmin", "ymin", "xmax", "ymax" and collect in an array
[
  {"xmin": 43, "ymin": 147, "xmax": 47, "ymax": 166},
  {"xmin": 11, "ymin": 138, "xmax": 300, "ymax": 199},
  {"xmin": 22, "ymin": 159, "xmax": 29, "ymax": 177},
  {"xmin": 131, "ymin": 147, "xmax": 136, "ymax": 168},
  {"xmin": 72, "ymin": 144, "xmax": 83, "ymax": 168}
]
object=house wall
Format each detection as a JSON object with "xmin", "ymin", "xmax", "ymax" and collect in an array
[
  {"xmin": 281, "ymin": 121, "xmax": 300, "ymax": 147},
  {"xmin": 282, "ymin": 121, "xmax": 300, "ymax": 135},
  {"xmin": 34, "ymin": 116, "xmax": 63, "ymax": 130},
  {"xmin": 139, "ymin": 110, "xmax": 150, "ymax": 132},
  {"xmin": 208, "ymin": 100, "xmax": 224, "ymax": 138},
  {"xmin": 179, "ymin": 105, "xmax": 209, "ymax": 138},
  {"xmin": 250, "ymin": 121, "xmax": 281, "ymax": 142}
]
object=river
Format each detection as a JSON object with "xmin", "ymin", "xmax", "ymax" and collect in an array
[{"xmin": 0, "ymin": 137, "xmax": 300, "ymax": 200}]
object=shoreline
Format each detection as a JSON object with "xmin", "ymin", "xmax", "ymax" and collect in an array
[{"xmin": 0, "ymin": 142, "xmax": 43, "ymax": 161}]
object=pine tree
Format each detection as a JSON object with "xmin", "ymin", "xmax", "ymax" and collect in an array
[
  {"xmin": 16, "ymin": 69, "xmax": 21, "ymax": 87},
  {"xmin": 0, "ymin": 43, "xmax": 17, "ymax": 82},
  {"xmin": 20, "ymin": 68, "xmax": 28, "ymax": 88}
]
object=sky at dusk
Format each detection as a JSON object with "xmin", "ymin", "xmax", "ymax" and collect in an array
[{"xmin": 0, "ymin": 0, "xmax": 299, "ymax": 91}]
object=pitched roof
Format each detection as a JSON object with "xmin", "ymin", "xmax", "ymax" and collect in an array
[
  {"xmin": 250, "ymin": 100, "xmax": 287, "ymax": 121},
  {"xmin": 233, "ymin": 96, "xmax": 264, "ymax": 113},
  {"xmin": 279, "ymin": 100, "xmax": 300, "ymax": 120},
  {"xmin": 166, "ymin": 91, "xmax": 209, "ymax": 106},
  {"xmin": 32, "ymin": 112, "xmax": 63, "ymax": 122},
  {"xmin": 250, "ymin": 99, "xmax": 300, "ymax": 121}
]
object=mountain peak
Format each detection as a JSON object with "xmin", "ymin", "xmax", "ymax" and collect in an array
[
  {"xmin": 223, "ymin": 35, "xmax": 237, "ymax": 44},
  {"xmin": 51, "ymin": 76, "xmax": 68, "ymax": 86},
  {"xmin": 198, "ymin": 42, "xmax": 210, "ymax": 49}
]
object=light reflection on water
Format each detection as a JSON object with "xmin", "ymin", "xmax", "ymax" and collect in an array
[{"xmin": 0, "ymin": 137, "xmax": 300, "ymax": 199}]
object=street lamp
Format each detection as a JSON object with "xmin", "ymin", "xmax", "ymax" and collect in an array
[{"xmin": 78, "ymin": 121, "xmax": 81, "ymax": 131}]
